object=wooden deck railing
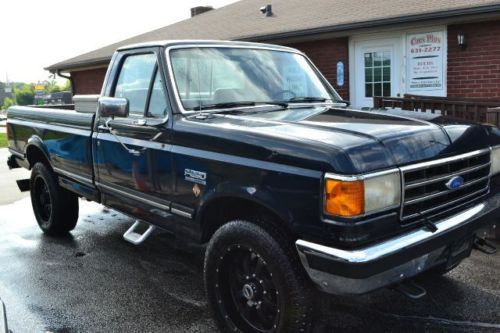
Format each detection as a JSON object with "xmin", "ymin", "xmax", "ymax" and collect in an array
[
  {"xmin": 487, "ymin": 107, "xmax": 500, "ymax": 127},
  {"xmin": 373, "ymin": 95, "xmax": 500, "ymax": 127}
]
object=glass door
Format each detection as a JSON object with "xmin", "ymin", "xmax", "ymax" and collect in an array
[{"xmin": 354, "ymin": 39, "xmax": 401, "ymax": 108}]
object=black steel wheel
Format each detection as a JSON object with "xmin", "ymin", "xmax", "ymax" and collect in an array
[
  {"xmin": 33, "ymin": 175, "xmax": 52, "ymax": 225},
  {"xmin": 216, "ymin": 244, "xmax": 280, "ymax": 332},
  {"xmin": 30, "ymin": 162, "xmax": 79, "ymax": 235},
  {"xmin": 205, "ymin": 220, "xmax": 314, "ymax": 333}
]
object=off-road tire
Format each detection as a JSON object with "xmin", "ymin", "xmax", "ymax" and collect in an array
[
  {"xmin": 204, "ymin": 219, "xmax": 314, "ymax": 333},
  {"xmin": 30, "ymin": 162, "xmax": 79, "ymax": 235}
]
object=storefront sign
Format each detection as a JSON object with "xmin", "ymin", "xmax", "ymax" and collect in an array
[{"xmin": 407, "ymin": 31, "xmax": 445, "ymax": 94}]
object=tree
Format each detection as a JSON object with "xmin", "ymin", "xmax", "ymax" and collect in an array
[
  {"xmin": 49, "ymin": 85, "xmax": 61, "ymax": 93},
  {"xmin": 15, "ymin": 86, "xmax": 34, "ymax": 106},
  {"xmin": 2, "ymin": 97, "xmax": 15, "ymax": 110},
  {"xmin": 62, "ymin": 79, "xmax": 71, "ymax": 92}
]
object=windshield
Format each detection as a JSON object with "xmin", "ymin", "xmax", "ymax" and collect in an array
[{"xmin": 168, "ymin": 47, "xmax": 340, "ymax": 111}]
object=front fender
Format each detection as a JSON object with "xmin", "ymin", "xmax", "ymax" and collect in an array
[{"xmin": 196, "ymin": 180, "xmax": 293, "ymax": 227}]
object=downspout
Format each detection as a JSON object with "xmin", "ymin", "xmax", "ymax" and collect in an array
[{"xmin": 55, "ymin": 70, "xmax": 75, "ymax": 94}]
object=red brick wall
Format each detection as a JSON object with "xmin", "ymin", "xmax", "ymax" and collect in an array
[
  {"xmin": 69, "ymin": 41, "xmax": 349, "ymax": 99},
  {"xmin": 448, "ymin": 21, "xmax": 500, "ymax": 98},
  {"xmin": 71, "ymin": 67, "xmax": 108, "ymax": 95},
  {"xmin": 286, "ymin": 38, "xmax": 350, "ymax": 100}
]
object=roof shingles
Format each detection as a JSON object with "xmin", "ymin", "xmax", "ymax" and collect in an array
[{"xmin": 47, "ymin": 0, "xmax": 500, "ymax": 71}]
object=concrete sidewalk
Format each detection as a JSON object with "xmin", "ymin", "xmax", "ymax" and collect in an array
[{"xmin": 0, "ymin": 148, "xmax": 30, "ymax": 205}]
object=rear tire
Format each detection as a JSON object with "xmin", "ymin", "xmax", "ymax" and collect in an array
[
  {"xmin": 30, "ymin": 162, "xmax": 79, "ymax": 235},
  {"xmin": 204, "ymin": 220, "xmax": 314, "ymax": 333}
]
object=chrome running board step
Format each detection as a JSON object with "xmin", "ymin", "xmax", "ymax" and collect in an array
[
  {"xmin": 474, "ymin": 237, "xmax": 497, "ymax": 255},
  {"xmin": 123, "ymin": 220, "xmax": 155, "ymax": 245},
  {"xmin": 393, "ymin": 280, "xmax": 427, "ymax": 299}
]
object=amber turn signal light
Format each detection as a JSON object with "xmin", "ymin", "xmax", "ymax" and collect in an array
[{"xmin": 325, "ymin": 179, "xmax": 364, "ymax": 217}]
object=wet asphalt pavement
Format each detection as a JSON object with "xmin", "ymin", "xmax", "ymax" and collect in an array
[{"xmin": 0, "ymin": 163, "xmax": 499, "ymax": 332}]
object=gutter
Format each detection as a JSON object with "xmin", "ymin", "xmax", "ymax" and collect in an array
[
  {"xmin": 45, "ymin": 57, "xmax": 111, "ymax": 73},
  {"xmin": 242, "ymin": 3, "xmax": 500, "ymax": 42},
  {"xmin": 56, "ymin": 70, "xmax": 75, "ymax": 94}
]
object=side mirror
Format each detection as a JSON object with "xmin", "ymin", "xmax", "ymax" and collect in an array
[{"xmin": 98, "ymin": 97, "xmax": 129, "ymax": 118}]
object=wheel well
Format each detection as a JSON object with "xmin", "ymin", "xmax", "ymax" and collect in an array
[
  {"xmin": 199, "ymin": 196, "xmax": 293, "ymax": 243},
  {"xmin": 26, "ymin": 145, "xmax": 52, "ymax": 170}
]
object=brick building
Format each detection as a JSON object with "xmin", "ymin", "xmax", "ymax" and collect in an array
[{"xmin": 46, "ymin": 0, "xmax": 500, "ymax": 108}]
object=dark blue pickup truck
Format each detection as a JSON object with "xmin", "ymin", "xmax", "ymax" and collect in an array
[{"xmin": 6, "ymin": 40, "xmax": 500, "ymax": 333}]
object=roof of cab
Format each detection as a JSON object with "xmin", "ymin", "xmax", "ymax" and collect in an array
[{"xmin": 116, "ymin": 40, "xmax": 300, "ymax": 53}]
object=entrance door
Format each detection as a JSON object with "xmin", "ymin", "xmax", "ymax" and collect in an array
[{"xmin": 353, "ymin": 39, "xmax": 401, "ymax": 108}]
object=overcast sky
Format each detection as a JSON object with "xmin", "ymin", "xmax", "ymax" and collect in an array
[{"xmin": 0, "ymin": 0, "xmax": 238, "ymax": 84}]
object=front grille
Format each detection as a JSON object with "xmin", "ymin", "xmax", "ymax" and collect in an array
[{"xmin": 401, "ymin": 149, "xmax": 491, "ymax": 223}]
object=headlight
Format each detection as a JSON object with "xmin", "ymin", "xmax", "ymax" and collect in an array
[
  {"xmin": 324, "ymin": 170, "xmax": 401, "ymax": 218},
  {"xmin": 491, "ymin": 145, "xmax": 500, "ymax": 176}
]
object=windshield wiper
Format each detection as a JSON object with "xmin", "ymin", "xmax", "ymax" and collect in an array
[
  {"xmin": 192, "ymin": 101, "xmax": 288, "ymax": 112},
  {"xmin": 287, "ymin": 97, "xmax": 330, "ymax": 103},
  {"xmin": 192, "ymin": 101, "xmax": 256, "ymax": 111},
  {"xmin": 258, "ymin": 101, "xmax": 289, "ymax": 108}
]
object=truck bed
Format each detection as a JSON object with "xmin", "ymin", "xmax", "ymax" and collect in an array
[{"xmin": 7, "ymin": 106, "xmax": 95, "ymax": 187}]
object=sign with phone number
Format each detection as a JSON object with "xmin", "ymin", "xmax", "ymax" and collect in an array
[{"xmin": 407, "ymin": 31, "xmax": 444, "ymax": 93}]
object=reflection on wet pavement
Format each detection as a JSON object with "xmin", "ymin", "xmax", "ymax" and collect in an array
[{"xmin": 0, "ymin": 198, "xmax": 498, "ymax": 332}]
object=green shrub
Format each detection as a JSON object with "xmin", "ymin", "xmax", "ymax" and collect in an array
[
  {"xmin": 14, "ymin": 87, "xmax": 34, "ymax": 106},
  {"xmin": 2, "ymin": 97, "xmax": 15, "ymax": 110}
]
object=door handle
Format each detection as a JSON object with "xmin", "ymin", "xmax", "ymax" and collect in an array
[
  {"xmin": 101, "ymin": 120, "xmax": 145, "ymax": 157},
  {"xmin": 98, "ymin": 125, "xmax": 110, "ymax": 132},
  {"xmin": 107, "ymin": 119, "xmax": 159, "ymax": 134}
]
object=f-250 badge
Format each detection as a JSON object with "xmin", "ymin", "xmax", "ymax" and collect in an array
[{"xmin": 184, "ymin": 169, "xmax": 207, "ymax": 185}]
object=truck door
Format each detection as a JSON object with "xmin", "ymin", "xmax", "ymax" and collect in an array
[{"xmin": 93, "ymin": 48, "xmax": 174, "ymax": 224}]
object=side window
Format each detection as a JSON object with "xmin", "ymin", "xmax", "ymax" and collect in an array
[
  {"xmin": 114, "ymin": 53, "xmax": 156, "ymax": 116},
  {"xmin": 147, "ymin": 71, "xmax": 169, "ymax": 118}
]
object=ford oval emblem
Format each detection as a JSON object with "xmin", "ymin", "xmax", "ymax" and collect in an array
[{"xmin": 445, "ymin": 176, "xmax": 465, "ymax": 190}]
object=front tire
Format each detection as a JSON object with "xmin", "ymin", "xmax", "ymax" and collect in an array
[
  {"xmin": 30, "ymin": 162, "xmax": 79, "ymax": 235},
  {"xmin": 204, "ymin": 220, "xmax": 314, "ymax": 333}
]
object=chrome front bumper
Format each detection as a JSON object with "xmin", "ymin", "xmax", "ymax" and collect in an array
[{"xmin": 296, "ymin": 192, "xmax": 500, "ymax": 295}]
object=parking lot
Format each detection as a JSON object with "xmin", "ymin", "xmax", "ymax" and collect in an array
[{"xmin": 0, "ymin": 148, "xmax": 499, "ymax": 332}]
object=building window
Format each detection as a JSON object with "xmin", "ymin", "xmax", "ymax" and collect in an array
[{"xmin": 364, "ymin": 51, "xmax": 391, "ymax": 98}]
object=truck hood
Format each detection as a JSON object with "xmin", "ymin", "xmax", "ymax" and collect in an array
[{"xmin": 180, "ymin": 106, "xmax": 496, "ymax": 174}]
